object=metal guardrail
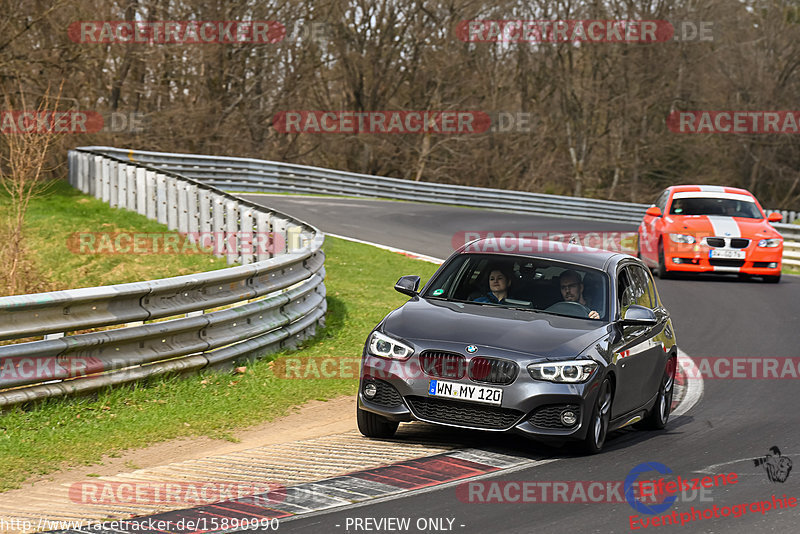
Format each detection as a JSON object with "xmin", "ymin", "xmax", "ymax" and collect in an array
[
  {"xmin": 81, "ymin": 146, "xmax": 800, "ymax": 264},
  {"xmin": 80, "ymin": 146, "xmax": 652, "ymax": 224},
  {"xmin": 0, "ymin": 149, "xmax": 326, "ymax": 407},
  {"xmin": 782, "ymin": 241, "xmax": 800, "ymax": 268}
]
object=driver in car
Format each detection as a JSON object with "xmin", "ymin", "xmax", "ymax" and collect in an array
[{"xmin": 559, "ymin": 270, "xmax": 600, "ymax": 319}]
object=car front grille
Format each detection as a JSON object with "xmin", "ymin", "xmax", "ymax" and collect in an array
[
  {"xmin": 706, "ymin": 237, "xmax": 750, "ymax": 249},
  {"xmin": 406, "ymin": 396, "xmax": 523, "ymax": 430},
  {"xmin": 365, "ymin": 379, "xmax": 403, "ymax": 408},
  {"xmin": 419, "ymin": 351, "xmax": 466, "ymax": 379},
  {"xmin": 710, "ymin": 259, "xmax": 745, "ymax": 267},
  {"xmin": 468, "ymin": 357, "xmax": 518, "ymax": 385},
  {"xmin": 529, "ymin": 404, "xmax": 581, "ymax": 429}
]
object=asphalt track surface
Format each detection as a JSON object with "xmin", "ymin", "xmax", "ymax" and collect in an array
[{"xmin": 244, "ymin": 195, "xmax": 800, "ymax": 534}]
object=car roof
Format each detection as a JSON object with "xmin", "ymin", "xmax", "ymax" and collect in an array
[
  {"xmin": 457, "ymin": 238, "xmax": 630, "ymax": 272},
  {"xmin": 666, "ymin": 184, "xmax": 755, "ymax": 197}
]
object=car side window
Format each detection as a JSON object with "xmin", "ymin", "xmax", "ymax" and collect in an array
[
  {"xmin": 617, "ymin": 268, "xmax": 635, "ymax": 317},
  {"xmin": 627, "ymin": 265, "xmax": 655, "ymax": 309},
  {"xmin": 640, "ymin": 266, "xmax": 659, "ymax": 308}
]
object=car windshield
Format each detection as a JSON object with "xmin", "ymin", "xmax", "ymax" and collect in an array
[
  {"xmin": 422, "ymin": 254, "xmax": 609, "ymax": 320},
  {"xmin": 669, "ymin": 197, "xmax": 762, "ymax": 218}
]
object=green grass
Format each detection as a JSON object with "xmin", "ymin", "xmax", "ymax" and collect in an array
[
  {"xmin": 15, "ymin": 180, "xmax": 230, "ymax": 290},
  {"xmin": 0, "ymin": 235, "xmax": 439, "ymax": 491}
]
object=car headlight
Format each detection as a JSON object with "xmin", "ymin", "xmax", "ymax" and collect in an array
[
  {"xmin": 527, "ymin": 360, "xmax": 598, "ymax": 383},
  {"xmin": 757, "ymin": 238, "xmax": 781, "ymax": 248},
  {"xmin": 367, "ymin": 331, "xmax": 414, "ymax": 360},
  {"xmin": 669, "ymin": 233, "xmax": 695, "ymax": 244}
]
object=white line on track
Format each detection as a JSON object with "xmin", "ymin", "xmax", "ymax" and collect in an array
[{"xmin": 673, "ymin": 348, "xmax": 704, "ymax": 418}]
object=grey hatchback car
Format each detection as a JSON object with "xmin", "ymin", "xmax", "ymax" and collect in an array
[{"xmin": 356, "ymin": 238, "xmax": 678, "ymax": 453}]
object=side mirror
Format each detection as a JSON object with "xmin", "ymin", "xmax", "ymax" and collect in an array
[
  {"xmin": 767, "ymin": 212, "xmax": 782, "ymax": 222},
  {"xmin": 620, "ymin": 304, "xmax": 658, "ymax": 326},
  {"xmin": 645, "ymin": 206, "xmax": 662, "ymax": 217},
  {"xmin": 394, "ymin": 275, "xmax": 421, "ymax": 297}
]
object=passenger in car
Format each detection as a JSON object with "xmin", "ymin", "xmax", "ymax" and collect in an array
[
  {"xmin": 559, "ymin": 270, "xmax": 600, "ymax": 319},
  {"xmin": 473, "ymin": 266, "xmax": 512, "ymax": 304}
]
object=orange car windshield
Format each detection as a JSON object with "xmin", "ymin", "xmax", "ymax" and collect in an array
[{"xmin": 670, "ymin": 198, "xmax": 762, "ymax": 218}]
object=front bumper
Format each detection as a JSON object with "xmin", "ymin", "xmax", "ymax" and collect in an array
[
  {"xmin": 358, "ymin": 353, "xmax": 603, "ymax": 442},
  {"xmin": 663, "ymin": 241, "xmax": 782, "ymax": 275}
]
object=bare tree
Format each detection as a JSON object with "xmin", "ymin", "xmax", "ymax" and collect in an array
[{"xmin": 0, "ymin": 85, "xmax": 62, "ymax": 295}]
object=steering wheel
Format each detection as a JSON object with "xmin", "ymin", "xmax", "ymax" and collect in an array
[{"xmin": 545, "ymin": 300, "xmax": 592, "ymax": 318}]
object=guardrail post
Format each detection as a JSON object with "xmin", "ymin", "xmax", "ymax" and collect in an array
[
  {"xmin": 212, "ymin": 194, "xmax": 225, "ymax": 258},
  {"xmin": 101, "ymin": 157, "xmax": 111, "ymax": 202},
  {"xmin": 156, "ymin": 173, "xmax": 168, "ymax": 224},
  {"xmin": 68, "ymin": 151, "xmax": 76, "ymax": 188},
  {"xmin": 198, "ymin": 189, "xmax": 212, "ymax": 253},
  {"xmin": 126, "ymin": 164, "xmax": 137, "ymax": 209},
  {"xmin": 287, "ymin": 225, "xmax": 303, "ymax": 252},
  {"xmin": 145, "ymin": 170, "xmax": 156, "ymax": 219},
  {"xmin": 186, "ymin": 184, "xmax": 199, "ymax": 240},
  {"xmin": 135, "ymin": 167, "xmax": 147, "ymax": 216},
  {"xmin": 256, "ymin": 211, "xmax": 272, "ymax": 261},
  {"xmin": 117, "ymin": 163, "xmax": 128, "ymax": 209},
  {"xmin": 92, "ymin": 155, "xmax": 102, "ymax": 198},
  {"xmin": 177, "ymin": 182, "xmax": 189, "ymax": 234},
  {"xmin": 272, "ymin": 217, "xmax": 288, "ymax": 256},
  {"xmin": 78, "ymin": 151, "xmax": 88, "ymax": 193},
  {"xmin": 240, "ymin": 209, "xmax": 256, "ymax": 265},
  {"xmin": 109, "ymin": 160, "xmax": 119, "ymax": 208},
  {"xmin": 166, "ymin": 177, "xmax": 179, "ymax": 230},
  {"xmin": 225, "ymin": 200, "xmax": 240, "ymax": 265}
]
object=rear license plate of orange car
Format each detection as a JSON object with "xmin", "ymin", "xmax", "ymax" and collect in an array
[
  {"xmin": 428, "ymin": 380, "xmax": 503, "ymax": 405},
  {"xmin": 710, "ymin": 249, "xmax": 745, "ymax": 259}
]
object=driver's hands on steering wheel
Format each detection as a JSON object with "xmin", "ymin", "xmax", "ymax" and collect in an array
[{"xmin": 545, "ymin": 300, "xmax": 600, "ymax": 319}]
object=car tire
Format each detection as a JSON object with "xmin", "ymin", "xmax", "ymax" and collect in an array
[
  {"xmin": 763, "ymin": 274, "xmax": 781, "ymax": 283},
  {"xmin": 582, "ymin": 378, "xmax": 612, "ymax": 454},
  {"xmin": 639, "ymin": 357, "xmax": 676, "ymax": 430},
  {"xmin": 657, "ymin": 241, "xmax": 673, "ymax": 279},
  {"xmin": 357, "ymin": 405, "xmax": 399, "ymax": 439}
]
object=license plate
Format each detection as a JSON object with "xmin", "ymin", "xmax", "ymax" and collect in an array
[
  {"xmin": 428, "ymin": 379, "xmax": 503, "ymax": 405},
  {"xmin": 710, "ymin": 249, "xmax": 745, "ymax": 259}
]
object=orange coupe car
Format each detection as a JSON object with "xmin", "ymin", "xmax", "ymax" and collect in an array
[{"xmin": 637, "ymin": 185, "xmax": 783, "ymax": 282}]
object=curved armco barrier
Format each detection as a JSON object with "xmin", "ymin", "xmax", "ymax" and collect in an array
[
  {"xmin": 0, "ymin": 149, "xmax": 326, "ymax": 407},
  {"xmin": 79, "ymin": 146, "xmax": 800, "ymax": 264}
]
